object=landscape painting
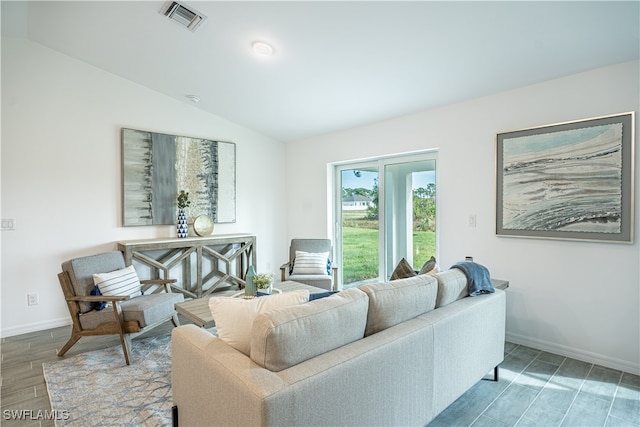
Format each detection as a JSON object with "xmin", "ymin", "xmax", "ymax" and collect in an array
[
  {"xmin": 122, "ymin": 128, "xmax": 236, "ymax": 226},
  {"xmin": 496, "ymin": 113, "xmax": 634, "ymax": 243}
]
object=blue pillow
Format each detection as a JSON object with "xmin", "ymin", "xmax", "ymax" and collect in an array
[
  {"xmin": 90, "ymin": 285, "xmax": 107, "ymax": 311},
  {"xmin": 309, "ymin": 291, "xmax": 339, "ymax": 301},
  {"xmin": 326, "ymin": 258, "xmax": 332, "ymax": 275}
]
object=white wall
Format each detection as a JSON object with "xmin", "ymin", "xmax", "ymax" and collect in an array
[
  {"xmin": 1, "ymin": 38, "xmax": 288, "ymax": 336},
  {"xmin": 285, "ymin": 61, "xmax": 640, "ymax": 374}
]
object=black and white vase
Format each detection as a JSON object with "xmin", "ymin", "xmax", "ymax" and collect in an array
[{"xmin": 177, "ymin": 209, "xmax": 188, "ymax": 238}]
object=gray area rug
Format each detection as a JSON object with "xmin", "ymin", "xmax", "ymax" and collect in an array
[{"xmin": 43, "ymin": 328, "xmax": 216, "ymax": 427}]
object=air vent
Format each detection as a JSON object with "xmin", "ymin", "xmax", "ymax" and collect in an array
[{"xmin": 161, "ymin": 1, "xmax": 207, "ymax": 32}]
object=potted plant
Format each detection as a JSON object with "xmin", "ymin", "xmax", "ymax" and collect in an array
[
  {"xmin": 254, "ymin": 272, "xmax": 274, "ymax": 294},
  {"xmin": 176, "ymin": 190, "xmax": 191, "ymax": 238}
]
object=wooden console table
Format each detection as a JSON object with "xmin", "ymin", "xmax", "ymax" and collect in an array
[{"xmin": 117, "ymin": 234, "xmax": 256, "ymax": 299}]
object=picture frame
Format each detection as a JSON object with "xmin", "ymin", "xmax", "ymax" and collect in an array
[
  {"xmin": 496, "ymin": 112, "xmax": 635, "ymax": 243},
  {"xmin": 122, "ymin": 128, "xmax": 236, "ymax": 226}
]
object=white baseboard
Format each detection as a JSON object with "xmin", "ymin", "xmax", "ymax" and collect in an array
[
  {"xmin": 1, "ymin": 317, "xmax": 71, "ymax": 338},
  {"xmin": 506, "ymin": 331, "xmax": 640, "ymax": 375}
]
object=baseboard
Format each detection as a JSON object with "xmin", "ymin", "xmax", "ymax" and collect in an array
[
  {"xmin": 1, "ymin": 317, "xmax": 71, "ymax": 338},
  {"xmin": 506, "ymin": 331, "xmax": 640, "ymax": 375}
]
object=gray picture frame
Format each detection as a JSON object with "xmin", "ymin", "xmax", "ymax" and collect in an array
[
  {"xmin": 122, "ymin": 128, "xmax": 236, "ymax": 226},
  {"xmin": 496, "ymin": 112, "xmax": 635, "ymax": 243}
]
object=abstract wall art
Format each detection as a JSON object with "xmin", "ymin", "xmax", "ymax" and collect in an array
[
  {"xmin": 496, "ymin": 112, "xmax": 634, "ymax": 243},
  {"xmin": 122, "ymin": 128, "xmax": 236, "ymax": 226}
]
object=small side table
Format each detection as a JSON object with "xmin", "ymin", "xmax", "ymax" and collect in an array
[{"xmin": 492, "ymin": 279, "xmax": 509, "ymax": 290}]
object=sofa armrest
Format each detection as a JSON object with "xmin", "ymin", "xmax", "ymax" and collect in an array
[{"xmin": 171, "ymin": 325, "xmax": 288, "ymax": 427}]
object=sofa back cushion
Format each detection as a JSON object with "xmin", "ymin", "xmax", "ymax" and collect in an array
[
  {"xmin": 433, "ymin": 269, "xmax": 468, "ymax": 308},
  {"xmin": 209, "ymin": 290, "xmax": 310, "ymax": 356},
  {"xmin": 358, "ymin": 274, "xmax": 438, "ymax": 336},
  {"xmin": 250, "ymin": 287, "xmax": 368, "ymax": 372}
]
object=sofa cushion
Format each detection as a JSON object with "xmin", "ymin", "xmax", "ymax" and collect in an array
[
  {"xmin": 250, "ymin": 288, "xmax": 368, "ymax": 372},
  {"xmin": 209, "ymin": 290, "xmax": 309, "ymax": 356},
  {"xmin": 434, "ymin": 269, "xmax": 469, "ymax": 308},
  {"xmin": 358, "ymin": 274, "xmax": 438, "ymax": 336}
]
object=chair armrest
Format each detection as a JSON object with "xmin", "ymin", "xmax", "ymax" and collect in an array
[
  {"xmin": 67, "ymin": 295, "xmax": 129, "ymax": 302},
  {"xmin": 280, "ymin": 262, "xmax": 292, "ymax": 281}
]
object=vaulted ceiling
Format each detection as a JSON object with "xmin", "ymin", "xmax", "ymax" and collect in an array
[{"xmin": 3, "ymin": 1, "xmax": 639, "ymax": 141}]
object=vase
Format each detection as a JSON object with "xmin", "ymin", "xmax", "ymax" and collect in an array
[
  {"xmin": 258, "ymin": 284, "xmax": 273, "ymax": 294},
  {"xmin": 244, "ymin": 265, "xmax": 257, "ymax": 296},
  {"xmin": 177, "ymin": 209, "xmax": 188, "ymax": 238}
]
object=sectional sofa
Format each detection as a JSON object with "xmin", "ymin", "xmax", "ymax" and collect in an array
[{"xmin": 171, "ymin": 269, "xmax": 506, "ymax": 426}]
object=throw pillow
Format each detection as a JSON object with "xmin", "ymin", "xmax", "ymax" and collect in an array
[
  {"xmin": 291, "ymin": 251, "xmax": 330, "ymax": 275},
  {"xmin": 419, "ymin": 256, "xmax": 437, "ymax": 275},
  {"xmin": 390, "ymin": 258, "xmax": 416, "ymax": 280},
  {"xmin": 309, "ymin": 290, "xmax": 339, "ymax": 301},
  {"xmin": 93, "ymin": 265, "xmax": 142, "ymax": 299},
  {"xmin": 89, "ymin": 285, "xmax": 107, "ymax": 311},
  {"xmin": 208, "ymin": 290, "xmax": 310, "ymax": 356}
]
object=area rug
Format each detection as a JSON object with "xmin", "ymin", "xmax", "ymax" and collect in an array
[{"xmin": 43, "ymin": 328, "xmax": 216, "ymax": 427}]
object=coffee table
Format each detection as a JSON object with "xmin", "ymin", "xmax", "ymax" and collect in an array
[{"xmin": 175, "ymin": 280, "xmax": 328, "ymax": 328}]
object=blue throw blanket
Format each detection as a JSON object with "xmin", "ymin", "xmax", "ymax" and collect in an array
[{"xmin": 450, "ymin": 261, "xmax": 495, "ymax": 296}]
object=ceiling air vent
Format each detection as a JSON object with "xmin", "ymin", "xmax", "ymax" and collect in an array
[{"xmin": 161, "ymin": 1, "xmax": 207, "ymax": 32}]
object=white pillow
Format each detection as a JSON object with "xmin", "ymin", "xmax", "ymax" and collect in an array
[
  {"xmin": 292, "ymin": 251, "xmax": 329, "ymax": 275},
  {"xmin": 209, "ymin": 290, "xmax": 310, "ymax": 355},
  {"xmin": 93, "ymin": 265, "xmax": 142, "ymax": 299}
]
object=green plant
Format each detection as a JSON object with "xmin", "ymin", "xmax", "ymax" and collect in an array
[
  {"xmin": 253, "ymin": 272, "xmax": 274, "ymax": 289},
  {"xmin": 177, "ymin": 190, "xmax": 191, "ymax": 209}
]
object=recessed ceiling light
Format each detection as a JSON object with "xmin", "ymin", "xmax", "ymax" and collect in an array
[
  {"xmin": 186, "ymin": 95, "xmax": 200, "ymax": 103},
  {"xmin": 252, "ymin": 41, "xmax": 274, "ymax": 56}
]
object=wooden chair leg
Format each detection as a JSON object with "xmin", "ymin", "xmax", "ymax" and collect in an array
[
  {"xmin": 120, "ymin": 334, "xmax": 132, "ymax": 365},
  {"xmin": 57, "ymin": 333, "xmax": 81, "ymax": 357},
  {"xmin": 112, "ymin": 303, "xmax": 131, "ymax": 365},
  {"xmin": 172, "ymin": 313, "xmax": 180, "ymax": 327},
  {"xmin": 494, "ymin": 366, "xmax": 499, "ymax": 381}
]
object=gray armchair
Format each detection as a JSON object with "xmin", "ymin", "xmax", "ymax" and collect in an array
[
  {"xmin": 280, "ymin": 239, "xmax": 338, "ymax": 291},
  {"xmin": 57, "ymin": 251, "xmax": 184, "ymax": 364}
]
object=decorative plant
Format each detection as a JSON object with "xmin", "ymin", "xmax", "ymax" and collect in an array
[
  {"xmin": 177, "ymin": 190, "xmax": 191, "ymax": 209},
  {"xmin": 253, "ymin": 272, "xmax": 274, "ymax": 289}
]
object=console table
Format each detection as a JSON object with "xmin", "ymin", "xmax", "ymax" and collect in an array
[{"xmin": 117, "ymin": 234, "xmax": 256, "ymax": 299}]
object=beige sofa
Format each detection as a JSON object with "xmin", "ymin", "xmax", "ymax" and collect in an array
[{"xmin": 171, "ymin": 270, "xmax": 506, "ymax": 427}]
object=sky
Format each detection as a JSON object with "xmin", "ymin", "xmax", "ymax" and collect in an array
[{"xmin": 342, "ymin": 170, "xmax": 435, "ymax": 190}]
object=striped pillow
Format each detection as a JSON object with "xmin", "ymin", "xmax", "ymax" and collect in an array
[
  {"xmin": 292, "ymin": 251, "xmax": 330, "ymax": 275},
  {"xmin": 93, "ymin": 265, "xmax": 142, "ymax": 299}
]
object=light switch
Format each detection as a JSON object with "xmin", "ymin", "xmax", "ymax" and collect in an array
[
  {"xmin": 1, "ymin": 218, "xmax": 15, "ymax": 231},
  {"xmin": 468, "ymin": 215, "xmax": 477, "ymax": 228}
]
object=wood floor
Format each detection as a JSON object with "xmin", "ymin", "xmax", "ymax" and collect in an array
[
  {"xmin": 1, "ymin": 321, "xmax": 175, "ymax": 427},
  {"xmin": 2, "ymin": 320, "xmax": 639, "ymax": 427}
]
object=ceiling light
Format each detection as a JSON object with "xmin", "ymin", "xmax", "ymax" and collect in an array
[
  {"xmin": 252, "ymin": 41, "xmax": 274, "ymax": 56},
  {"xmin": 186, "ymin": 95, "xmax": 200, "ymax": 103}
]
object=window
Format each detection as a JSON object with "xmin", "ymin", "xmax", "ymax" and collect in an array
[{"xmin": 333, "ymin": 152, "xmax": 437, "ymax": 288}]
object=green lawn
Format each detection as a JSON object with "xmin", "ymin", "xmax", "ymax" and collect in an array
[{"xmin": 342, "ymin": 227, "xmax": 436, "ymax": 285}]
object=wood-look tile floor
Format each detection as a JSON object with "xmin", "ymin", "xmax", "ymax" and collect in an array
[{"xmin": 2, "ymin": 322, "xmax": 639, "ymax": 427}]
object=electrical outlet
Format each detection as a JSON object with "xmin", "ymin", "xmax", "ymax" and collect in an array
[{"xmin": 27, "ymin": 292, "xmax": 39, "ymax": 306}]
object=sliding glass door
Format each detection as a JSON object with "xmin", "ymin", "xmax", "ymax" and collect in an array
[
  {"xmin": 338, "ymin": 165, "xmax": 380, "ymax": 286},
  {"xmin": 335, "ymin": 153, "xmax": 437, "ymax": 288}
]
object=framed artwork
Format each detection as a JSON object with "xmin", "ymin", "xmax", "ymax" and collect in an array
[
  {"xmin": 496, "ymin": 112, "xmax": 634, "ymax": 243},
  {"xmin": 122, "ymin": 128, "xmax": 236, "ymax": 226}
]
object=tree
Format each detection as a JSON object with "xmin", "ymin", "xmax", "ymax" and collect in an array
[{"xmin": 413, "ymin": 183, "xmax": 436, "ymax": 231}]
